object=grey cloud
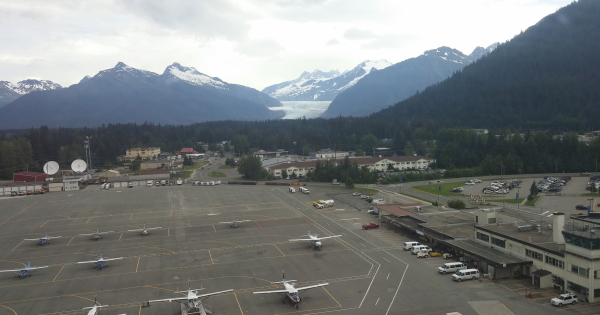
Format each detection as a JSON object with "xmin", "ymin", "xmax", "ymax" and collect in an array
[
  {"xmin": 117, "ymin": 0, "xmax": 252, "ymax": 40},
  {"xmin": 235, "ymin": 38, "xmax": 284, "ymax": 57},
  {"xmin": 343, "ymin": 28, "xmax": 377, "ymax": 40},
  {"xmin": 326, "ymin": 39, "xmax": 340, "ymax": 45}
]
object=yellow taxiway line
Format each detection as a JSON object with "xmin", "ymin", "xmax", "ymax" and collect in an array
[
  {"xmin": 53, "ymin": 265, "xmax": 66, "ymax": 282},
  {"xmin": 273, "ymin": 244, "xmax": 286, "ymax": 257},
  {"xmin": 234, "ymin": 293, "xmax": 245, "ymax": 315}
]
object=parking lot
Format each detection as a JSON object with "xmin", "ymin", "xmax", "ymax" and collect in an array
[{"xmin": 0, "ymin": 182, "xmax": 596, "ymax": 314}]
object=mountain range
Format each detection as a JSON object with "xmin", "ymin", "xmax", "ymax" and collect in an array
[
  {"xmin": 0, "ymin": 62, "xmax": 283, "ymax": 128},
  {"xmin": 321, "ymin": 44, "xmax": 497, "ymax": 118},
  {"xmin": 261, "ymin": 59, "xmax": 392, "ymax": 101},
  {"xmin": 0, "ymin": 80, "xmax": 62, "ymax": 108}
]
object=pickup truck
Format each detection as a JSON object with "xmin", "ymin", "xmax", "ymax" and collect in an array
[{"xmin": 362, "ymin": 222, "xmax": 379, "ymax": 230}]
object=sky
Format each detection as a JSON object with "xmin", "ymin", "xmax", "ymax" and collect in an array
[{"xmin": 0, "ymin": 0, "xmax": 575, "ymax": 91}]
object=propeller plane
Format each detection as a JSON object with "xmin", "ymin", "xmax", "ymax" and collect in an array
[
  {"xmin": 78, "ymin": 253, "xmax": 123, "ymax": 270},
  {"xmin": 24, "ymin": 232, "xmax": 62, "ymax": 245},
  {"xmin": 79, "ymin": 228, "xmax": 115, "ymax": 240},
  {"xmin": 253, "ymin": 271, "xmax": 328, "ymax": 309},
  {"xmin": 146, "ymin": 280, "xmax": 233, "ymax": 315},
  {"xmin": 128, "ymin": 224, "xmax": 162, "ymax": 236},
  {"xmin": 0, "ymin": 261, "xmax": 49, "ymax": 279},
  {"xmin": 289, "ymin": 229, "xmax": 341, "ymax": 250}
]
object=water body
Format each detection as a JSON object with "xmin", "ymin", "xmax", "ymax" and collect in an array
[{"xmin": 270, "ymin": 101, "xmax": 331, "ymax": 119}]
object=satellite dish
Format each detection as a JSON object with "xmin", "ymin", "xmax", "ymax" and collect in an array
[
  {"xmin": 43, "ymin": 161, "xmax": 59, "ymax": 175},
  {"xmin": 71, "ymin": 159, "xmax": 87, "ymax": 173}
]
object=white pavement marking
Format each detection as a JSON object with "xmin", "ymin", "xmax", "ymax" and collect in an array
[
  {"xmin": 359, "ymin": 264, "xmax": 380, "ymax": 308},
  {"xmin": 383, "ymin": 257, "xmax": 390, "ymax": 263},
  {"xmin": 375, "ymin": 297, "xmax": 380, "ymax": 305},
  {"xmin": 384, "ymin": 250, "xmax": 409, "ymax": 315},
  {"xmin": 386, "ymin": 273, "xmax": 390, "ymax": 280},
  {"xmin": 339, "ymin": 218, "xmax": 360, "ymax": 221}
]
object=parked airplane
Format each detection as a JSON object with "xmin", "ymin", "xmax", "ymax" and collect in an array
[
  {"xmin": 81, "ymin": 295, "xmax": 126, "ymax": 315},
  {"xmin": 24, "ymin": 232, "xmax": 62, "ymax": 245},
  {"xmin": 0, "ymin": 261, "xmax": 49, "ymax": 278},
  {"xmin": 78, "ymin": 253, "xmax": 123, "ymax": 270},
  {"xmin": 253, "ymin": 271, "xmax": 328, "ymax": 309},
  {"xmin": 147, "ymin": 280, "xmax": 233, "ymax": 315},
  {"xmin": 79, "ymin": 228, "xmax": 115, "ymax": 240},
  {"xmin": 289, "ymin": 229, "xmax": 341, "ymax": 250},
  {"xmin": 128, "ymin": 224, "xmax": 162, "ymax": 235},
  {"xmin": 219, "ymin": 218, "xmax": 252, "ymax": 228}
]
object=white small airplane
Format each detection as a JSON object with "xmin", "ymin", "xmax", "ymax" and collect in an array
[
  {"xmin": 128, "ymin": 224, "xmax": 162, "ymax": 235},
  {"xmin": 0, "ymin": 260, "xmax": 49, "ymax": 278},
  {"xmin": 147, "ymin": 280, "xmax": 233, "ymax": 315},
  {"xmin": 289, "ymin": 229, "xmax": 342, "ymax": 250},
  {"xmin": 253, "ymin": 271, "xmax": 329, "ymax": 309},
  {"xmin": 219, "ymin": 218, "xmax": 252, "ymax": 228},
  {"xmin": 79, "ymin": 228, "xmax": 115, "ymax": 240},
  {"xmin": 78, "ymin": 253, "xmax": 124, "ymax": 270},
  {"xmin": 82, "ymin": 295, "xmax": 126, "ymax": 315},
  {"xmin": 24, "ymin": 232, "xmax": 62, "ymax": 245}
]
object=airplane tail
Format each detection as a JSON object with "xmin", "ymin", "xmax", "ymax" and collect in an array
[
  {"xmin": 271, "ymin": 270, "xmax": 296, "ymax": 284},
  {"xmin": 27, "ymin": 261, "xmax": 31, "ymax": 269}
]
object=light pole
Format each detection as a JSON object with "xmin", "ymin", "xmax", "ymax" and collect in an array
[
  {"xmin": 588, "ymin": 198, "xmax": 594, "ymax": 213},
  {"xmin": 516, "ymin": 186, "xmax": 521, "ymax": 211}
]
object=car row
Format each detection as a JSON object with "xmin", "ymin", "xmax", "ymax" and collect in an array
[
  {"xmin": 482, "ymin": 179, "xmax": 522, "ymax": 194},
  {"xmin": 537, "ymin": 176, "xmax": 570, "ymax": 192}
]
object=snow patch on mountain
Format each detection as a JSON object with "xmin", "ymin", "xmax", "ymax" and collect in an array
[
  {"xmin": 0, "ymin": 79, "xmax": 62, "ymax": 95},
  {"xmin": 164, "ymin": 62, "xmax": 226, "ymax": 89}
]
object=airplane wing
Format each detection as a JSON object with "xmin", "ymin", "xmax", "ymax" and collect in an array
[
  {"xmin": 23, "ymin": 238, "xmax": 41, "ymax": 241},
  {"xmin": 315, "ymin": 235, "xmax": 342, "ymax": 240},
  {"xmin": 78, "ymin": 260, "xmax": 99, "ymax": 264},
  {"xmin": 253, "ymin": 289, "xmax": 289, "ymax": 294},
  {"xmin": 148, "ymin": 297, "xmax": 187, "ymax": 304},
  {"xmin": 219, "ymin": 221, "xmax": 234, "ymax": 224},
  {"xmin": 102, "ymin": 257, "xmax": 123, "ymax": 262},
  {"xmin": 146, "ymin": 227, "xmax": 162, "ymax": 230},
  {"xmin": 0, "ymin": 269, "xmax": 23, "ymax": 273},
  {"xmin": 295, "ymin": 283, "xmax": 329, "ymax": 291},
  {"xmin": 27, "ymin": 266, "xmax": 49, "ymax": 270},
  {"xmin": 289, "ymin": 238, "xmax": 313, "ymax": 242},
  {"xmin": 197, "ymin": 289, "xmax": 233, "ymax": 299},
  {"xmin": 47, "ymin": 236, "xmax": 62, "ymax": 239},
  {"xmin": 128, "ymin": 229, "xmax": 144, "ymax": 232}
]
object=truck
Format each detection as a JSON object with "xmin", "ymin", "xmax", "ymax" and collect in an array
[
  {"xmin": 160, "ymin": 180, "xmax": 166, "ymax": 186},
  {"xmin": 332, "ymin": 179, "xmax": 339, "ymax": 185},
  {"xmin": 128, "ymin": 182, "xmax": 133, "ymax": 188},
  {"xmin": 362, "ymin": 222, "xmax": 379, "ymax": 230},
  {"xmin": 176, "ymin": 178, "xmax": 183, "ymax": 185},
  {"xmin": 147, "ymin": 180, "xmax": 153, "ymax": 187},
  {"xmin": 313, "ymin": 200, "xmax": 325, "ymax": 207},
  {"xmin": 289, "ymin": 187, "xmax": 295, "ymax": 193},
  {"xmin": 315, "ymin": 200, "xmax": 334, "ymax": 209},
  {"xmin": 299, "ymin": 187, "xmax": 309, "ymax": 194}
]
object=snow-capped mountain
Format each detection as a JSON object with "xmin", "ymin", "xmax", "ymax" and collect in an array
[
  {"xmin": 321, "ymin": 45, "xmax": 497, "ymax": 118},
  {"xmin": 0, "ymin": 79, "xmax": 62, "ymax": 108},
  {"xmin": 262, "ymin": 59, "xmax": 392, "ymax": 101},
  {"xmin": 0, "ymin": 62, "xmax": 283, "ymax": 128}
]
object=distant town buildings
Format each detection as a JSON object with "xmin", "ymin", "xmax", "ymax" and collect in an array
[{"xmin": 119, "ymin": 147, "xmax": 161, "ymax": 161}]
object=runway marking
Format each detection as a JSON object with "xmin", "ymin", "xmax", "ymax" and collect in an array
[
  {"xmin": 0, "ymin": 304, "xmax": 18, "ymax": 315},
  {"xmin": 360, "ymin": 243, "xmax": 366, "ymax": 247},
  {"xmin": 0, "ymin": 200, "xmax": 38, "ymax": 225},
  {"xmin": 0, "ymin": 260, "xmax": 27, "ymax": 268},
  {"xmin": 359, "ymin": 264, "xmax": 380, "ymax": 308},
  {"xmin": 383, "ymin": 258, "xmax": 390, "ymax": 263},
  {"xmin": 11, "ymin": 241, "xmax": 23, "ymax": 251},
  {"xmin": 209, "ymin": 250, "xmax": 214, "ymax": 264},
  {"xmin": 40, "ymin": 220, "xmax": 47, "ymax": 228},
  {"xmin": 86, "ymin": 217, "xmax": 92, "ymax": 224},
  {"xmin": 53, "ymin": 264, "xmax": 66, "ymax": 282},
  {"xmin": 255, "ymin": 221, "xmax": 263, "ymax": 229},
  {"xmin": 384, "ymin": 250, "xmax": 409, "ymax": 315},
  {"xmin": 136, "ymin": 257, "xmax": 140, "ymax": 272},
  {"xmin": 119, "ymin": 233, "xmax": 123, "ymax": 241},
  {"xmin": 322, "ymin": 286, "xmax": 342, "ymax": 307},
  {"xmin": 274, "ymin": 244, "xmax": 286, "ymax": 257},
  {"xmin": 66, "ymin": 236, "xmax": 75, "ymax": 246},
  {"xmin": 130, "ymin": 214, "xmax": 133, "ymax": 220},
  {"xmin": 234, "ymin": 292, "xmax": 245, "ymax": 315},
  {"xmin": 213, "ymin": 225, "xmax": 216, "ymax": 232},
  {"xmin": 168, "ymin": 228, "xmax": 170, "ymax": 236},
  {"xmin": 375, "ymin": 297, "xmax": 380, "ymax": 305},
  {"xmin": 386, "ymin": 273, "xmax": 390, "ymax": 280},
  {"xmin": 339, "ymin": 218, "xmax": 360, "ymax": 221},
  {"xmin": 138, "ymin": 304, "xmax": 142, "ymax": 315}
]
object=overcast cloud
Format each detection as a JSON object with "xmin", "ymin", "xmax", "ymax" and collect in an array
[{"xmin": 0, "ymin": 0, "xmax": 574, "ymax": 90}]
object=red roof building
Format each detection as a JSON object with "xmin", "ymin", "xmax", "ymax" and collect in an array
[
  {"xmin": 13, "ymin": 172, "xmax": 48, "ymax": 182},
  {"xmin": 179, "ymin": 148, "xmax": 198, "ymax": 155}
]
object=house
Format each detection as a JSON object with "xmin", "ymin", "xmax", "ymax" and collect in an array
[
  {"xmin": 179, "ymin": 148, "xmax": 198, "ymax": 156},
  {"xmin": 252, "ymin": 150, "xmax": 288, "ymax": 159},
  {"xmin": 309, "ymin": 149, "xmax": 349, "ymax": 159},
  {"xmin": 118, "ymin": 147, "xmax": 161, "ymax": 161}
]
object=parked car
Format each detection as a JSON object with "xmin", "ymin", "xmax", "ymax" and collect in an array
[
  {"xmin": 417, "ymin": 251, "xmax": 429, "ymax": 258},
  {"xmin": 465, "ymin": 181, "xmax": 475, "ymax": 185},
  {"xmin": 352, "ymin": 192, "xmax": 361, "ymax": 196},
  {"xmin": 450, "ymin": 188, "xmax": 463, "ymax": 193},
  {"xmin": 429, "ymin": 252, "xmax": 442, "ymax": 257},
  {"xmin": 575, "ymin": 205, "xmax": 588, "ymax": 210},
  {"xmin": 10, "ymin": 191, "xmax": 17, "ymax": 196},
  {"xmin": 551, "ymin": 293, "xmax": 577, "ymax": 306}
]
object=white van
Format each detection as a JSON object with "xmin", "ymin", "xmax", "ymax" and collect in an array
[
  {"xmin": 289, "ymin": 187, "xmax": 296, "ymax": 193},
  {"xmin": 411, "ymin": 245, "xmax": 431, "ymax": 254},
  {"xmin": 299, "ymin": 187, "xmax": 309, "ymax": 194},
  {"xmin": 438, "ymin": 262, "xmax": 467, "ymax": 274},
  {"xmin": 452, "ymin": 269, "xmax": 480, "ymax": 282},
  {"xmin": 403, "ymin": 241, "xmax": 421, "ymax": 251}
]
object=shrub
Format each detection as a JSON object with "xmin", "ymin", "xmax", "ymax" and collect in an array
[{"xmin": 447, "ymin": 199, "xmax": 465, "ymax": 209}]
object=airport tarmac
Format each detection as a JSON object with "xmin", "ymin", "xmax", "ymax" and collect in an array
[{"xmin": 0, "ymin": 183, "xmax": 592, "ymax": 314}]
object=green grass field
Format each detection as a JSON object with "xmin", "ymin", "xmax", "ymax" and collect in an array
[
  {"xmin": 412, "ymin": 182, "xmax": 466, "ymax": 197},
  {"xmin": 525, "ymin": 195, "xmax": 541, "ymax": 206},
  {"xmin": 208, "ymin": 171, "xmax": 227, "ymax": 178}
]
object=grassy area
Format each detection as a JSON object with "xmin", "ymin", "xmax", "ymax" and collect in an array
[
  {"xmin": 412, "ymin": 182, "xmax": 466, "ymax": 197},
  {"xmin": 208, "ymin": 171, "xmax": 227, "ymax": 178},
  {"xmin": 396, "ymin": 192, "xmax": 433, "ymax": 204},
  {"xmin": 218, "ymin": 165, "xmax": 235, "ymax": 169},
  {"xmin": 580, "ymin": 193, "xmax": 600, "ymax": 197},
  {"xmin": 354, "ymin": 187, "xmax": 379, "ymax": 195},
  {"xmin": 524, "ymin": 195, "xmax": 541, "ymax": 206},
  {"xmin": 171, "ymin": 162, "xmax": 207, "ymax": 179},
  {"xmin": 494, "ymin": 198, "xmax": 525, "ymax": 204}
]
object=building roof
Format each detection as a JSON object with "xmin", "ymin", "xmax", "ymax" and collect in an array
[
  {"xmin": 378, "ymin": 204, "xmax": 422, "ymax": 217},
  {"xmin": 532, "ymin": 269, "xmax": 552, "ymax": 277},
  {"xmin": 180, "ymin": 148, "xmax": 197, "ymax": 153},
  {"xmin": 476, "ymin": 223, "xmax": 564, "ymax": 256},
  {"xmin": 14, "ymin": 171, "xmax": 47, "ymax": 176},
  {"xmin": 268, "ymin": 156, "xmax": 434, "ymax": 170},
  {"xmin": 445, "ymin": 239, "xmax": 533, "ymax": 267},
  {"xmin": 128, "ymin": 147, "xmax": 160, "ymax": 150}
]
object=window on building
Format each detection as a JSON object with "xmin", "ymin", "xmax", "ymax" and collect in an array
[
  {"xmin": 476, "ymin": 232, "xmax": 489, "ymax": 242},
  {"xmin": 570, "ymin": 264, "xmax": 589, "ymax": 278},
  {"xmin": 491, "ymin": 237, "xmax": 505, "ymax": 248},
  {"xmin": 552, "ymin": 275, "xmax": 564, "ymax": 287},
  {"xmin": 545, "ymin": 256, "xmax": 564, "ymax": 269},
  {"xmin": 525, "ymin": 249, "xmax": 543, "ymax": 261}
]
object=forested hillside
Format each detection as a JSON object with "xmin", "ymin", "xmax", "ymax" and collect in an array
[{"xmin": 372, "ymin": 0, "xmax": 600, "ymax": 130}]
